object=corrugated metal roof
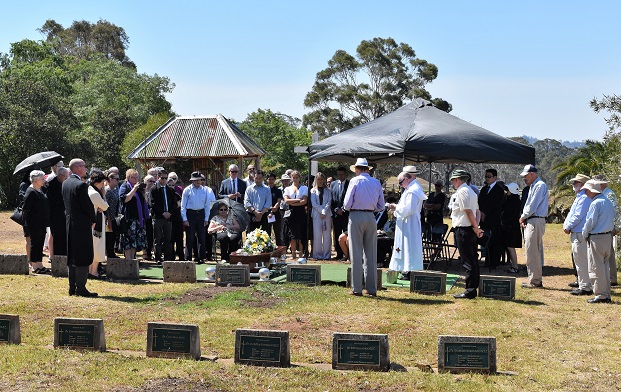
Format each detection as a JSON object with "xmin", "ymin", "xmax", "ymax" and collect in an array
[{"xmin": 127, "ymin": 115, "xmax": 266, "ymax": 159}]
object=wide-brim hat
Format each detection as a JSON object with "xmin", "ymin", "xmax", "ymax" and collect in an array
[
  {"xmin": 582, "ymin": 179, "xmax": 602, "ymax": 194},
  {"xmin": 350, "ymin": 157, "xmax": 373, "ymax": 172},
  {"xmin": 189, "ymin": 171, "xmax": 202, "ymax": 181},
  {"xmin": 506, "ymin": 182, "xmax": 519, "ymax": 195},
  {"xmin": 568, "ymin": 174, "xmax": 590, "ymax": 184},
  {"xmin": 280, "ymin": 174, "xmax": 291, "ymax": 182},
  {"xmin": 592, "ymin": 174, "xmax": 609, "ymax": 184},
  {"xmin": 403, "ymin": 165, "xmax": 419, "ymax": 174}
]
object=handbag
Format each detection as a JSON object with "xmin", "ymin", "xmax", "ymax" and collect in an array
[
  {"xmin": 10, "ymin": 204, "xmax": 24, "ymax": 226},
  {"xmin": 113, "ymin": 214, "xmax": 127, "ymax": 232}
]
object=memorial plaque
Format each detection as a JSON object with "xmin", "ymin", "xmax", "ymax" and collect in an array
[
  {"xmin": 438, "ymin": 335, "xmax": 496, "ymax": 373},
  {"xmin": 480, "ymin": 275, "xmax": 515, "ymax": 300},
  {"xmin": 54, "ymin": 318, "xmax": 106, "ymax": 352},
  {"xmin": 234, "ymin": 329, "xmax": 290, "ymax": 368},
  {"xmin": 332, "ymin": 333, "xmax": 390, "ymax": 371},
  {"xmin": 216, "ymin": 264, "xmax": 250, "ymax": 287},
  {"xmin": 0, "ymin": 314, "xmax": 20, "ymax": 344},
  {"xmin": 286, "ymin": 265, "xmax": 321, "ymax": 286},
  {"xmin": 410, "ymin": 271, "xmax": 447, "ymax": 295},
  {"xmin": 147, "ymin": 322, "xmax": 201, "ymax": 360}
]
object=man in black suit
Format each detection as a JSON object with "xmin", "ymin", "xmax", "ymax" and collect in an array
[
  {"xmin": 218, "ymin": 164, "xmax": 247, "ymax": 203},
  {"xmin": 478, "ymin": 168, "xmax": 506, "ymax": 271},
  {"xmin": 62, "ymin": 158, "xmax": 97, "ymax": 297},
  {"xmin": 150, "ymin": 169, "xmax": 177, "ymax": 263},
  {"xmin": 331, "ymin": 166, "xmax": 349, "ymax": 260}
]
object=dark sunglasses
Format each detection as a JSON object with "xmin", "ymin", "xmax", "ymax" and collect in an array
[
  {"xmin": 398, "ymin": 178, "xmax": 406, "ymax": 185},
  {"xmin": 160, "ymin": 177, "xmax": 168, "ymax": 180},
  {"xmin": 485, "ymin": 175, "xmax": 494, "ymax": 179},
  {"xmin": 230, "ymin": 170, "xmax": 238, "ymax": 173},
  {"xmin": 219, "ymin": 208, "xmax": 228, "ymax": 211}
]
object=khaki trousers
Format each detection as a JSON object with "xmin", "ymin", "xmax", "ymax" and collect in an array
[
  {"xmin": 348, "ymin": 211, "xmax": 377, "ymax": 294},
  {"xmin": 588, "ymin": 234, "xmax": 612, "ymax": 300},
  {"xmin": 571, "ymin": 232, "xmax": 591, "ymax": 290},
  {"xmin": 525, "ymin": 217, "xmax": 546, "ymax": 285}
]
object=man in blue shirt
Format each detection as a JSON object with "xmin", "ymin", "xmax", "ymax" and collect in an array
[
  {"xmin": 181, "ymin": 171, "xmax": 215, "ymax": 264},
  {"xmin": 562, "ymin": 174, "xmax": 592, "ymax": 295},
  {"xmin": 582, "ymin": 180, "xmax": 615, "ymax": 303},
  {"xmin": 519, "ymin": 164, "xmax": 549, "ymax": 288},
  {"xmin": 244, "ymin": 170, "xmax": 272, "ymax": 232}
]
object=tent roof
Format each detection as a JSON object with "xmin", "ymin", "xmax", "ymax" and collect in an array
[
  {"xmin": 308, "ymin": 99, "xmax": 535, "ymax": 164},
  {"xmin": 128, "ymin": 115, "xmax": 266, "ymax": 160}
]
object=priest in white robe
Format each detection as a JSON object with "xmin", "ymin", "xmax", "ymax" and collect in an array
[{"xmin": 388, "ymin": 171, "xmax": 427, "ymax": 272}]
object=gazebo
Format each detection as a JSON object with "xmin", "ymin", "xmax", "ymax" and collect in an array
[{"xmin": 128, "ymin": 114, "xmax": 265, "ymax": 185}]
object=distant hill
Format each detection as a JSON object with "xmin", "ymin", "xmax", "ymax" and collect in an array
[{"xmin": 519, "ymin": 135, "xmax": 585, "ymax": 149}]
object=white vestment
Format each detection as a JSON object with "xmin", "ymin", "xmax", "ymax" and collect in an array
[{"xmin": 389, "ymin": 180, "xmax": 427, "ymax": 272}]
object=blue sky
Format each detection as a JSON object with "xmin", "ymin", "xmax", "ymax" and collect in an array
[{"xmin": 2, "ymin": 0, "xmax": 620, "ymax": 142}]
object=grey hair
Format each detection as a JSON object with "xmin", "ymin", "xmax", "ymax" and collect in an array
[
  {"xmin": 29, "ymin": 170, "xmax": 45, "ymax": 182},
  {"xmin": 57, "ymin": 167, "xmax": 69, "ymax": 176}
]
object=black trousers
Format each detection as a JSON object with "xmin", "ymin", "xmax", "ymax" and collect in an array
[
  {"xmin": 248, "ymin": 213, "xmax": 269, "ymax": 232},
  {"xmin": 483, "ymin": 224, "xmax": 503, "ymax": 269},
  {"xmin": 455, "ymin": 227, "xmax": 480, "ymax": 292},
  {"xmin": 171, "ymin": 219, "xmax": 185, "ymax": 260},
  {"xmin": 153, "ymin": 218, "xmax": 173, "ymax": 261},
  {"xmin": 29, "ymin": 226, "xmax": 46, "ymax": 262},
  {"xmin": 216, "ymin": 231, "xmax": 241, "ymax": 260},
  {"xmin": 185, "ymin": 209, "xmax": 206, "ymax": 261},
  {"xmin": 333, "ymin": 213, "xmax": 348, "ymax": 258},
  {"xmin": 269, "ymin": 210, "xmax": 284, "ymax": 246},
  {"xmin": 105, "ymin": 230, "xmax": 117, "ymax": 258},
  {"xmin": 145, "ymin": 219, "xmax": 153, "ymax": 259}
]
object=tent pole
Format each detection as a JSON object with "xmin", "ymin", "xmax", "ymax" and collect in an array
[
  {"xmin": 429, "ymin": 164, "xmax": 432, "ymax": 194},
  {"xmin": 306, "ymin": 156, "xmax": 312, "ymax": 258}
]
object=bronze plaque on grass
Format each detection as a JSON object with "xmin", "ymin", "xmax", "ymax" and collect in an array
[
  {"xmin": 0, "ymin": 315, "xmax": 20, "ymax": 344},
  {"xmin": 332, "ymin": 333, "xmax": 390, "ymax": 371},
  {"xmin": 147, "ymin": 322, "xmax": 201, "ymax": 360},
  {"xmin": 234, "ymin": 329, "xmax": 290, "ymax": 367},
  {"xmin": 54, "ymin": 318, "xmax": 106, "ymax": 351},
  {"xmin": 410, "ymin": 271, "xmax": 447, "ymax": 295},
  {"xmin": 438, "ymin": 335, "xmax": 496, "ymax": 373},
  {"xmin": 216, "ymin": 264, "xmax": 250, "ymax": 287},
  {"xmin": 480, "ymin": 275, "xmax": 515, "ymax": 300},
  {"xmin": 286, "ymin": 265, "xmax": 321, "ymax": 285}
]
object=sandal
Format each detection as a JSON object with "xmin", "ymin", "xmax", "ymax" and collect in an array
[
  {"xmin": 507, "ymin": 267, "xmax": 519, "ymax": 273},
  {"xmin": 32, "ymin": 267, "xmax": 51, "ymax": 274}
]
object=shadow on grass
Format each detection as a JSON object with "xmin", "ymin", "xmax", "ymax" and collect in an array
[{"xmin": 374, "ymin": 296, "xmax": 453, "ymax": 305}]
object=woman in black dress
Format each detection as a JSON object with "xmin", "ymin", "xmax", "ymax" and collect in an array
[
  {"xmin": 501, "ymin": 182, "xmax": 522, "ymax": 273},
  {"xmin": 22, "ymin": 170, "xmax": 50, "ymax": 274},
  {"xmin": 283, "ymin": 170, "xmax": 308, "ymax": 259}
]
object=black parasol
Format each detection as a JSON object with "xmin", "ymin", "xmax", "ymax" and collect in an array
[{"xmin": 13, "ymin": 151, "xmax": 64, "ymax": 175}]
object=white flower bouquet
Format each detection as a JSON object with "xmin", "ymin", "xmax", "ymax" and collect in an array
[{"xmin": 239, "ymin": 229, "xmax": 275, "ymax": 255}]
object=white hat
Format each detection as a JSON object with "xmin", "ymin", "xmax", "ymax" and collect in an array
[
  {"xmin": 403, "ymin": 165, "xmax": 419, "ymax": 174},
  {"xmin": 520, "ymin": 164, "xmax": 538, "ymax": 176},
  {"xmin": 280, "ymin": 174, "xmax": 291, "ymax": 182},
  {"xmin": 506, "ymin": 182, "xmax": 519, "ymax": 195},
  {"xmin": 350, "ymin": 158, "xmax": 373, "ymax": 172},
  {"xmin": 582, "ymin": 179, "xmax": 602, "ymax": 194}
]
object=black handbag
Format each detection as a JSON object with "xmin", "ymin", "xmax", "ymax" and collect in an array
[
  {"xmin": 112, "ymin": 214, "xmax": 127, "ymax": 232},
  {"xmin": 10, "ymin": 203, "xmax": 24, "ymax": 226}
]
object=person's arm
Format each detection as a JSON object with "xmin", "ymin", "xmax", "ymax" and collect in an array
[
  {"xmin": 204, "ymin": 188, "xmax": 215, "ymax": 222},
  {"xmin": 261, "ymin": 188, "xmax": 272, "ymax": 213},
  {"xmin": 582, "ymin": 203, "xmax": 596, "ymax": 239},
  {"xmin": 180, "ymin": 187, "xmax": 189, "ymax": 223},
  {"xmin": 322, "ymin": 189, "xmax": 331, "ymax": 215},
  {"xmin": 465, "ymin": 209, "xmax": 484, "ymax": 237}
]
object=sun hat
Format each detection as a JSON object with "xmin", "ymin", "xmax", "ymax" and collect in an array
[
  {"xmin": 449, "ymin": 169, "xmax": 469, "ymax": 180},
  {"xmin": 189, "ymin": 171, "xmax": 202, "ymax": 181},
  {"xmin": 350, "ymin": 158, "xmax": 373, "ymax": 172},
  {"xmin": 582, "ymin": 179, "xmax": 602, "ymax": 194},
  {"xmin": 568, "ymin": 174, "xmax": 590, "ymax": 184},
  {"xmin": 506, "ymin": 182, "xmax": 519, "ymax": 195},
  {"xmin": 403, "ymin": 165, "xmax": 419, "ymax": 174}
]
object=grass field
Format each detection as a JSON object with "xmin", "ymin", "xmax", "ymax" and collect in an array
[{"xmin": 1, "ymin": 211, "xmax": 620, "ymax": 391}]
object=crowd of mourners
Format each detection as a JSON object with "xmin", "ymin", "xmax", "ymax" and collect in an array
[{"xmin": 16, "ymin": 157, "xmax": 619, "ymax": 302}]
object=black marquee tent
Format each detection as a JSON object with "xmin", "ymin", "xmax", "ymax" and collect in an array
[{"xmin": 308, "ymin": 99, "xmax": 535, "ymax": 165}]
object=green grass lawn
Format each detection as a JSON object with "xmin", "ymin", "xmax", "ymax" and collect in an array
[{"xmin": 1, "ymin": 211, "xmax": 620, "ymax": 391}]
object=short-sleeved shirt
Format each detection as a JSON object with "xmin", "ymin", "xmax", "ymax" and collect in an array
[{"xmin": 449, "ymin": 183, "xmax": 478, "ymax": 227}]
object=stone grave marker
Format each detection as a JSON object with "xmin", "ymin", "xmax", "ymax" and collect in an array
[
  {"xmin": 332, "ymin": 332, "xmax": 390, "ymax": 371},
  {"xmin": 0, "ymin": 314, "xmax": 21, "ymax": 344},
  {"xmin": 410, "ymin": 271, "xmax": 447, "ymax": 295},
  {"xmin": 146, "ymin": 322, "xmax": 201, "ymax": 360},
  {"xmin": 286, "ymin": 264, "xmax": 321, "ymax": 286},
  {"xmin": 163, "ymin": 261, "xmax": 197, "ymax": 283},
  {"xmin": 216, "ymin": 264, "xmax": 250, "ymax": 287},
  {"xmin": 51, "ymin": 255, "xmax": 68, "ymax": 277},
  {"xmin": 438, "ymin": 335, "xmax": 496, "ymax": 373},
  {"xmin": 106, "ymin": 258, "xmax": 140, "ymax": 280},
  {"xmin": 235, "ymin": 329, "xmax": 290, "ymax": 367},
  {"xmin": 479, "ymin": 275, "xmax": 516, "ymax": 300},
  {"xmin": 0, "ymin": 254, "xmax": 29, "ymax": 275},
  {"xmin": 54, "ymin": 318, "xmax": 106, "ymax": 352},
  {"xmin": 346, "ymin": 268, "xmax": 382, "ymax": 292}
]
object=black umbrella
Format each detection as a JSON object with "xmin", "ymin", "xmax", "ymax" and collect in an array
[
  {"xmin": 13, "ymin": 151, "xmax": 64, "ymax": 175},
  {"xmin": 210, "ymin": 198, "xmax": 250, "ymax": 231}
]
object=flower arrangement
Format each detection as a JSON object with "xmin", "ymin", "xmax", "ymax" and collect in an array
[{"xmin": 239, "ymin": 229, "xmax": 275, "ymax": 255}]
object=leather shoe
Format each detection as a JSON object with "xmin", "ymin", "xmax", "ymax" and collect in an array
[
  {"xmin": 611, "ymin": 282, "xmax": 618, "ymax": 287},
  {"xmin": 68, "ymin": 290, "xmax": 75, "ymax": 296},
  {"xmin": 570, "ymin": 288, "xmax": 593, "ymax": 296},
  {"xmin": 75, "ymin": 290, "xmax": 98, "ymax": 298},
  {"xmin": 348, "ymin": 291, "xmax": 362, "ymax": 296},
  {"xmin": 453, "ymin": 291, "xmax": 476, "ymax": 299},
  {"xmin": 568, "ymin": 281, "xmax": 579, "ymax": 288},
  {"xmin": 587, "ymin": 297, "xmax": 611, "ymax": 303}
]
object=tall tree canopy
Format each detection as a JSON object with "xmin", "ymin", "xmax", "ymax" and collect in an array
[
  {"xmin": 239, "ymin": 109, "xmax": 311, "ymax": 173},
  {"xmin": 303, "ymin": 37, "xmax": 451, "ymax": 137},
  {"xmin": 0, "ymin": 20, "xmax": 174, "ymax": 207}
]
